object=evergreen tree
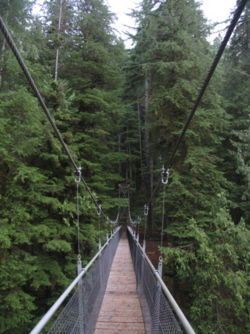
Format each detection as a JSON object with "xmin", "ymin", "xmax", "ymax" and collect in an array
[
  {"xmin": 59, "ymin": 0, "xmax": 127, "ymax": 211},
  {"xmin": 0, "ymin": 0, "xmax": 249, "ymax": 333},
  {"xmin": 223, "ymin": 1, "xmax": 250, "ymax": 223},
  {"xmin": 0, "ymin": 0, "xmax": 33, "ymax": 87},
  {"xmin": 0, "ymin": 1, "xmax": 126, "ymax": 332},
  {"xmin": 163, "ymin": 197, "xmax": 249, "ymax": 333},
  {"xmin": 125, "ymin": 1, "xmax": 249, "ymax": 333},
  {"xmin": 126, "ymin": 0, "xmax": 226, "ymax": 226}
]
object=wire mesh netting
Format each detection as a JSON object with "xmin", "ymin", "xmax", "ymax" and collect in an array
[
  {"xmin": 46, "ymin": 228, "xmax": 122, "ymax": 334},
  {"xmin": 127, "ymin": 228, "xmax": 183, "ymax": 334}
]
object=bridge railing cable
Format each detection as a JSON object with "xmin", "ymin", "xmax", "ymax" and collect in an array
[
  {"xmin": 0, "ymin": 16, "xmax": 107, "ymax": 219},
  {"xmin": 30, "ymin": 226, "xmax": 122, "ymax": 334},
  {"xmin": 127, "ymin": 226, "xmax": 196, "ymax": 334}
]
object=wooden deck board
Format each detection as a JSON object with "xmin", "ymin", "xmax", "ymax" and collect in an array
[{"xmin": 94, "ymin": 232, "xmax": 145, "ymax": 334}]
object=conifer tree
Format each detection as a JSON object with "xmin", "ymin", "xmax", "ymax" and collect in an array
[
  {"xmin": 126, "ymin": 0, "xmax": 226, "ymax": 225},
  {"xmin": 223, "ymin": 1, "xmax": 250, "ymax": 223},
  {"xmin": 0, "ymin": 12, "xmax": 77, "ymax": 332},
  {"xmin": 0, "ymin": 1, "xmax": 127, "ymax": 332},
  {"xmin": 125, "ymin": 1, "xmax": 249, "ymax": 333},
  {"xmin": 59, "ymin": 0, "xmax": 127, "ymax": 211}
]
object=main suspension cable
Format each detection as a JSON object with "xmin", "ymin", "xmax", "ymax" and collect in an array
[{"xmin": 0, "ymin": 16, "xmax": 107, "ymax": 219}]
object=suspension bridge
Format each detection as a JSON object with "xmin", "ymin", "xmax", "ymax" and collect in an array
[
  {"xmin": 0, "ymin": 1, "xmax": 247, "ymax": 333},
  {"xmin": 30, "ymin": 225, "xmax": 195, "ymax": 334}
]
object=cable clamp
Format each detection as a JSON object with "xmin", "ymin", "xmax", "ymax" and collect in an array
[
  {"xmin": 144, "ymin": 204, "xmax": 149, "ymax": 216},
  {"xmin": 75, "ymin": 166, "xmax": 82, "ymax": 184},
  {"xmin": 97, "ymin": 203, "xmax": 102, "ymax": 216},
  {"xmin": 161, "ymin": 166, "xmax": 169, "ymax": 185}
]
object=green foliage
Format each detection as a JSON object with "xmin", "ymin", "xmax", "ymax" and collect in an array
[
  {"xmin": 0, "ymin": 0, "xmax": 249, "ymax": 333},
  {"xmin": 163, "ymin": 201, "xmax": 249, "ymax": 333},
  {"xmin": 0, "ymin": 1, "xmax": 126, "ymax": 332},
  {"xmin": 222, "ymin": 2, "xmax": 250, "ymax": 223},
  {"xmin": 124, "ymin": 1, "xmax": 250, "ymax": 333}
]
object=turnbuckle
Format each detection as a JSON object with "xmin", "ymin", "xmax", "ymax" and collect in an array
[
  {"xmin": 97, "ymin": 203, "xmax": 102, "ymax": 216},
  {"xmin": 75, "ymin": 166, "xmax": 82, "ymax": 184},
  {"xmin": 161, "ymin": 166, "xmax": 169, "ymax": 185}
]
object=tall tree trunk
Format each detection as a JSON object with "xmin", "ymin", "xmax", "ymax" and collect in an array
[
  {"xmin": 118, "ymin": 133, "xmax": 122, "ymax": 176},
  {"xmin": 144, "ymin": 71, "xmax": 154, "ymax": 229},
  {"xmin": 55, "ymin": 0, "xmax": 63, "ymax": 81},
  {"xmin": 0, "ymin": 38, "xmax": 6, "ymax": 88},
  {"xmin": 137, "ymin": 101, "xmax": 143, "ymax": 184},
  {"xmin": 128, "ymin": 142, "xmax": 133, "ymax": 181},
  {"xmin": 0, "ymin": 4, "xmax": 9, "ymax": 88}
]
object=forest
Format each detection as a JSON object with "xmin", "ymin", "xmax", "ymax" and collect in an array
[{"xmin": 0, "ymin": 0, "xmax": 249, "ymax": 333}]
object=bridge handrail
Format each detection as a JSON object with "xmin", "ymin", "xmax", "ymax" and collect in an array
[
  {"xmin": 127, "ymin": 226, "xmax": 196, "ymax": 334},
  {"xmin": 30, "ymin": 226, "xmax": 121, "ymax": 334}
]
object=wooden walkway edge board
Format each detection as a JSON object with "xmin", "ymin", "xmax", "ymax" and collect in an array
[{"xmin": 94, "ymin": 232, "xmax": 145, "ymax": 334}]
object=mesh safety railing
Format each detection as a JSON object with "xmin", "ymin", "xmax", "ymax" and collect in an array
[
  {"xmin": 31, "ymin": 226, "xmax": 122, "ymax": 334},
  {"xmin": 127, "ymin": 227, "xmax": 195, "ymax": 334}
]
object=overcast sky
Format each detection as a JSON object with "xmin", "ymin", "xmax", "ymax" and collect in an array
[
  {"xmin": 33, "ymin": 0, "xmax": 237, "ymax": 46},
  {"xmin": 106, "ymin": 0, "xmax": 236, "ymax": 46}
]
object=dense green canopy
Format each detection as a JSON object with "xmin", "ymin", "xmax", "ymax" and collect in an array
[{"xmin": 0, "ymin": 0, "xmax": 249, "ymax": 333}]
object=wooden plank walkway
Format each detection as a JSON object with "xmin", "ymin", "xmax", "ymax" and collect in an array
[{"xmin": 95, "ymin": 232, "xmax": 145, "ymax": 334}]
